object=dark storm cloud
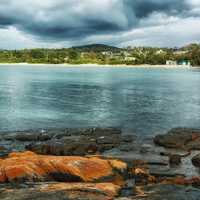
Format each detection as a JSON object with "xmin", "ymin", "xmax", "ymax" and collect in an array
[
  {"xmin": 22, "ymin": 18, "xmax": 124, "ymax": 40},
  {"xmin": 0, "ymin": 16, "xmax": 14, "ymax": 26},
  {"xmin": 126, "ymin": 0, "xmax": 189, "ymax": 18},
  {"xmin": 0, "ymin": 0, "xmax": 198, "ymax": 43}
]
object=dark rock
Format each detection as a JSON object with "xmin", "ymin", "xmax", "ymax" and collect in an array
[
  {"xmin": 132, "ymin": 184, "xmax": 200, "ymax": 200},
  {"xmin": 97, "ymin": 135, "xmax": 121, "ymax": 145},
  {"xmin": 0, "ymin": 182, "xmax": 120, "ymax": 200},
  {"xmin": 0, "ymin": 146, "xmax": 8, "ymax": 157},
  {"xmin": 98, "ymin": 144, "xmax": 118, "ymax": 152},
  {"xmin": 15, "ymin": 132, "xmax": 40, "ymax": 141},
  {"xmin": 26, "ymin": 139, "xmax": 98, "ymax": 156},
  {"xmin": 0, "ymin": 128, "xmax": 126, "ymax": 156},
  {"xmin": 92, "ymin": 127, "xmax": 121, "ymax": 136},
  {"xmin": 192, "ymin": 154, "xmax": 200, "ymax": 167},
  {"xmin": 0, "ymin": 146, "xmax": 6, "ymax": 151},
  {"xmin": 149, "ymin": 167, "xmax": 185, "ymax": 178},
  {"xmin": 2, "ymin": 131, "xmax": 52, "ymax": 142},
  {"xmin": 160, "ymin": 152, "xmax": 169, "ymax": 156},
  {"xmin": 121, "ymin": 135, "xmax": 136, "ymax": 143},
  {"xmin": 26, "ymin": 133, "xmax": 122, "ymax": 156},
  {"xmin": 185, "ymin": 137, "xmax": 200, "ymax": 150},
  {"xmin": 62, "ymin": 128, "xmax": 121, "ymax": 137},
  {"xmin": 38, "ymin": 132, "xmax": 53, "ymax": 141},
  {"xmin": 119, "ymin": 144, "xmax": 134, "ymax": 152},
  {"xmin": 154, "ymin": 128, "xmax": 200, "ymax": 149},
  {"xmin": 25, "ymin": 128, "xmax": 130, "ymax": 156},
  {"xmin": 169, "ymin": 154, "xmax": 182, "ymax": 165},
  {"xmin": 140, "ymin": 144, "xmax": 153, "ymax": 154},
  {"xmin": 103, "ymin": 148, "xmax": 122, "ymax": 155},
  {"xmin": 120, "ymin": 179, "xmax": 135, "ymax": 197},
  {"xmin": 1, "ymin": 133, "xmax": 17, "ymax": 141},
  {"xmin": 2, "ymin": 128, "xmax": 122, "ymax": 141}
]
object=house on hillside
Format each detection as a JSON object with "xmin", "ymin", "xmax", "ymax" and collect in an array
[
  {"xmin": 166, "ymin": 60, "xmax": 177, "ymax": 65},
  {"xmin": 166, "ymin": 59, "xmax": 191, "ymax": 66},
  {"xmin": 124, "ymin": 56, "xmax": 136, "ymax": 62},
  {"xmin": 122, "ymin": 51, "xmax": 132, "ymax": 57},
  {"xmin": 156, "ymin": 49, "xmax": 165, "ymax": 54},
  {"xmin": 101, "ymin": 51, "xmax": 113, "ymax": 56}
]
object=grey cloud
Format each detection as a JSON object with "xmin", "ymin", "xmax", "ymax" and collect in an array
[
  {"xmin": 126, "ymin": 0, "xmax": 189, "ymax": 18},
  {"xmin": 0, "ymin": 0, "xmax": 199, "ymax": 45}
]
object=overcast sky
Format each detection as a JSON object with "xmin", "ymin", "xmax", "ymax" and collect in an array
[{"xmin": 0, "ymin": 0, "xmax": 200, "ymax": 49}]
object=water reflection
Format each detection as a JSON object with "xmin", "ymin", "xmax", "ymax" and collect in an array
[{"xmin": 0, "ymin": 65, "xmax": 200, "ymax": 136}]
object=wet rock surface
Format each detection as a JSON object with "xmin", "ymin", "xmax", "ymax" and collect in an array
[
  {"xmin": 192, "ymin": 153, "xmax": 200, "ymax": 167},
  {"xmin": 1, "ymin": 128, "xmax": 122, "ymax": 142},
  {"xmin": 0, "ymin": 128, "xmax": 131, "ymax": 156},
  {"xmin": 116, "ymin": 184, "xmax": 200, "ymax": 200},
  {"xmin": 169, "ymin": 154, "xmax": 182, "ymax": 166},
  {"xmin": 1, "ymin": 127, "xmax": 200, "ymax": 199},
  {"xmin": 154, "ymin": 128, "xmax": 200, "ymax": 149},
  {"xmin": 0, "ymin": 182, "xmax": 120, "ymax": 200}
]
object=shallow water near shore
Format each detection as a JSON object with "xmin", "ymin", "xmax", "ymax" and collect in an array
[{"xmin": 0, "ymin": 65, "xmax": 200, "ymax": 136}]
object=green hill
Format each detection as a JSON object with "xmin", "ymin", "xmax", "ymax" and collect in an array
[{"xmin": 70, "ymin": 44, "xmax": 121, "ymax": 52}]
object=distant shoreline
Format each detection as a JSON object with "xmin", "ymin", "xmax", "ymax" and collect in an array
[{"xmin": 0, "ymin": 63, "xmax": 194, "ymax": 68}]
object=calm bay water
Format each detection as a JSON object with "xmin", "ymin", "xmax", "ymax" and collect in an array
[{"xmin": 0, "ymin": 65, "xmax": 200, "ymax": 136}]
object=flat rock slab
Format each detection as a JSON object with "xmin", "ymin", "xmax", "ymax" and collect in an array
[
  {"xmin": 154, "ymin": 128, "xmax": 200, "ymax": 149},
  {"xmin": 103, "ymin": 153, "xmax": 169, "ymax": 167},
  {"xmin": 24, "ymin": 129, "xmax": 134, "ymax": 156},
  {"xmin": 0, "ymin": 182, "xmax": 120, "ymax": 200},
  {"xmin": 0, "ymin": 151, "xmax": 127, "ymax": 183},
  {"xmin": 0, "ymin": 128, "xmax": 133, "ymax": 156},
  {"xmin": 116, "ymin": 184, "xmax": 200, "ymax": 200},
  {"xmin": 1, "ymin": 128, "xmax": 122, "ymax": 142}
]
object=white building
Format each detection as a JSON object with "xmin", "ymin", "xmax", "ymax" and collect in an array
[
  {"xmin": 166, "ymin": 60, "xmax": 177, "ymax": 65},
  {"xmin": 101, "ymin": 51, "xmax": 113, "ymax": 56},
  {"xmin": 124, "ymin": 56, "xmax": 136, "ymax": 62}
]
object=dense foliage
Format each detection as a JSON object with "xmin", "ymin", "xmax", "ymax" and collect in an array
[{"xmin": 0, "ymin": 44, "xmax": 199, "ymax": 66}]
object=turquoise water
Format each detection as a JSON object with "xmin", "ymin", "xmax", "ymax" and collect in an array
[{"xmin": 0, "ymin": 65, "xmax": 200, "ymax": 136}]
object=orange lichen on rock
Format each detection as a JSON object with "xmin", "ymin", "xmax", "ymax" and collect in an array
[
  {"xmin": 108, "ymin": 160, "xmax": 127, "ymax": 172},
  {"xmin": 0, "ymin": 170, "xmax": 6, "ymax": 183},
  {"xmin": 134, "ymin": 168, "xmax": 148, "ymax": 175},
  {"xmin": 191, "ymin": 133, "xmax": 200, "ymax": 141},
  {"xmin": 8, "ymin": 151, "xmax": 37, "ymax": 158},
  {"xmin": 147, "ymin": 175, "xmax": 157, "ymax": 183},
  {"xmin": 112, "ymin": 174, "xmax": 126, "ymax": 187},
  {"xmin": 0, "ymin": 151, "xmax": 127, "ymax": 183},
  {"xmin": 162, "ymin": 176, "xmax": 200, "ymax": 186}
]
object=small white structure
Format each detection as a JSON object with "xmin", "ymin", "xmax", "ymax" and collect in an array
[
  {"xmin": 166, "ymin": 60, "xmax": 177, "ymax": 65},
  {"xmin": 156, "ymin": 49, "xmax": 165, "ymax": 54},
  {"xmin": 101, "ymin": 51, "xmax": 113, "ymax": 56},
  {"xmin": 124, "ymin": 56, "xmax": 136, "ymax": 62}
]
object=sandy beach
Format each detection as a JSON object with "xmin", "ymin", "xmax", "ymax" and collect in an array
[{"xmin": 0, "ymin": 63, "xmax": 193, "ymax": 68}]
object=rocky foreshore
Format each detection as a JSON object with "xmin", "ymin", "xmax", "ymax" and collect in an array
[{"xmin": 1, "ymin": 127, "xmax": 200, "ymax": 199}]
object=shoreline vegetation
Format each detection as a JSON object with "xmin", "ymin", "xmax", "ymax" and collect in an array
[{"xmin": 0, "ymin": 43, "xmax": 200, "ymax": 67}]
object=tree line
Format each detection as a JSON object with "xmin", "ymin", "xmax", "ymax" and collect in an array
[{"xmin": 0, "ymin": 43, "xmax": 199, "ymax": 66}]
